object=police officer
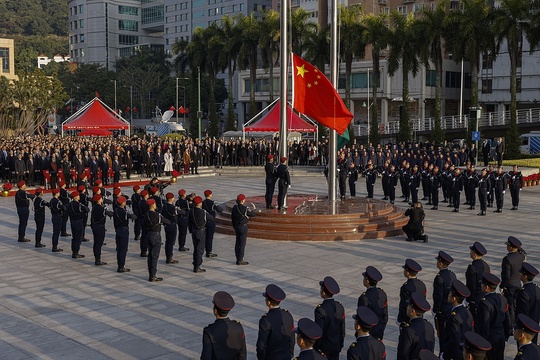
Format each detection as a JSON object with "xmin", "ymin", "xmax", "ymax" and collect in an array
[
  {"xmin": 201, "ymin": 291, "xmax": 246, "ymax": 360},
  {"xmin": 162, "ymin": 192, "xmax": 184, "ymax": 264},
  {"xmin": 398, "ymin": 259, "xmax": 427, "ymax": 323},
  {"xmin": 477, "ymin": 168, "xmax": 491, "ymax": 216},
  {"xmin": 231, "ymin": 194, "xmax": 255, "ymax": 266},
  {"xmin": 189, "ymin": 196, "xmax": 211, "ymax": 273},
  {"xmin": 401, "ymin": 162, "xmax": 411, "ymax": 203},
  {"xmin": 516, "ymin": 263, "xmax": 540, "ymax": 344},
  {"xmin": 513, "ymin": 314, "xmax": 540, "ymax": 359},
  {"xmin": 451, "ymin": 168, "xmax": 464, "ymax": 212},
  {"xmin": 442, "ymin": 279, "xmax": 474, "ymax": 360},
  {"xmin": 294, "ymin": 318, "xmax": 325, "ymax": 360},
  {"xmin": 387, "ymin": 165, "xmax": 399, "ymax": 204},
  {"xmin": 501, "ymin": 236, "xmax": 526, "ymax": 329},
  {"xmin": 409, "ymin": 164, "xmax": 421, "ymax": 205},
  {"xmin": 476, "ymin": 273, "xmax": 510, "ymax": 360},
  {"xmin": 202, "ymin": 189, "xmax": 223, "ymax": 258},
  {"xmin": 492, "ymin": 166, "xmax": 507, "ymax": 213},
  {"xmin": 131, "ymin": 185, "xmax": 142, "ymax": 240},
  {"xmin": 15, "ymin": 180, "xmax": 34, "ymax": 242},
  {"xmin": 256, "ymin": 284, "xmax": 295, "ymax": 360},
  {"xmin": 347, "ymin": 306, "xmax": 386, "ymax": 360},
  {"xmin": 264, "ymin": 155, "xmax": 277, "ymax": 208},
  {"xmin": 114, "ymin": 196, "xmax": 136, "ymax": 273},
  {"xmin": 33, "ymin": 188, "xmax": 48, "ymax": 248},
  {"xmin": 78, "ymin": 184, "xmax": 90, "ymax": 242},
  {"xmin": 463, "ymin": 332, "xmax": 492, "ymax": 360},
  {"xmin": 150, "ymin": 186, "xmax": 163, "ymax": 212},
  {"xmin": 429, "ymin": 166, "xmax": 442, "ymax": 210},
  {"xmin": 464, "ymin": 165, "xmax": 478, "ymax": 210},
  {"xmin": 314, "ymin": 276, "xmax": 345, "ymax": 360},
  {"xmin": 90, "ymin": 194, "xmax": 112, "ymax": 265},
  {"xmin": 59, "ymin": 181, "xmax": 71, "ymax": 237},
  {"xmin": 337, "ymin": 152, "xmax": 348, "ymax": 200},
  {"xmin": 357, "ymin": 266, "xmax": 388, "ymax": 340},
  {"xmin": 49, "ymin": 188, "xmax": 64, "ymax": 252},
  {"xmin": 465, "ymin": 241, "xmax": 491, "ymax": 320},
  {"xmin": 145, "ymin": 198, "xmax": 170, "ymax": 281},
  {"xmin": 508, "ymin": 165, "xmax": 523, "ymax": 210},
  {"xmin": 138, "ymin": 190, "xmax": 150, "ymax": 257},
  {"xmin": 364, "ymin": 163, "xmax": 377, "ymax": 199},
  {"xmin": 67, "ymin": 190, "xmax": 90, "ymax": 259},
  {"xmin": 397, "ymin": 293, "xmax": 436, "ymax": 359},
  {"xmin": 175, "ymin": 189, "xmax": 190, "ymax": 252},
  {"xmin": 348, "ymin": 162, "xmax": 359, "ymax": 197},
  {"xmin": 276, "ymin": 157, "xmax": 291, "ymax": 210},
  {"xmin": 433, "ymin": 251, "xmax": 457, "ymax": 353}
]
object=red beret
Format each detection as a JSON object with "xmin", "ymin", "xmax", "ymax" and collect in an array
[
  {"xmin": 95, "ymin": 180, "xmax": 102, "ymax": 185},
  {"xmin": 59, "ymin": 181, "xmax": 66, "ymax": 187},
  {"xmin": 92, "ymin": 186, "xmax": 100, "ymax": 193},
  {"xmin": 267, "ymin": 155, "xmax": 274, "ymax": 160},
  {"xmin": 93, "ymin": 194, "xmax": 102, "ymax": 202},
  {"xmin": 113, "ymin": 183, "xmax": 120, "ymax": 188},
  {"xmin": 52, "ymin": 188, "xmax": 60, "ymax": 194},
  {"xmin": 178, "ymin": 189, "xmax": 186, "ymax": 196},
  {"xmin": 237, "ymin": 194, "xmax": 246, "ymax": 201},
  {"xmin": 17, "ymin": 180, "xmax": 25, "ymax": 188},
  {"xmin": 166, "ymin": 192, "xmax": 174, "ymax": 199},
  {"xmin": 113, "ymin": 188, "xmax": 121, "ymax": 195},
  {"xmin": 117, "ymin": 196, "xmax": 126, "ymax": 204},
  {"xmin": 71, "ymin": 191, "xmax": 80, "ymax": 198},
  {"xmin": 133, "ymin": 185, "xmax": 140, "ymax": 191},
  {"xmin": 151, "ymin": 187, "xmax": 158, "ymax": 194},
  {"xmin": 77, "ymin": 185, "xmax": 86, "ymax": 192},
  {"xmin": 280, "ymin": 157, "xmax": 287, "ymax": 162},
  {"xmin": 141, "ymin": 190, "xmax": 149, "ymax": 197},
  {"xmin": 193, "ymin": 196, "xmax": 203, "ymax": 205},
  {"xmin": 35, "ymin": 188, "xmax": 43, "ymax": 194},
  {"xmin": 204, "ymin": 189, "xmax": 212, "ymax": 197},
  {"xmin": 146, "ymin": 199, "xmax": 156, "ymax": 206},
  {"xmin": 79, "ymin": 173, "xmax": 87, "ymax": 179}
]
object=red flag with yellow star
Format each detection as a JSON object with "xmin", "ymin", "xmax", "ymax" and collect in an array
[{"xmin": 292, "ymin": 53, "xmax": 353, "ymax": 135}]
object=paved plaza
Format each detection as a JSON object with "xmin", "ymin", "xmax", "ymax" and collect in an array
[{"xmin": 0, "ymin": 171, "xmax": 538, "ymax": 359}]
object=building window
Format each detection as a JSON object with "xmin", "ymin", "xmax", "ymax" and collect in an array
[
  {"xmin": 118, "ymin": 5, "xmax": 138, "ymax": 15},
  {"xmin": 74, "ymin": 6, "xmax": 77, "ymax": 15},
  {"xmin": 119, "ymin": 35, "xmax": 139, "ymax": 45},
  {"xmin": 142, "ymin": 5, "xmax": 164, "ymax": 25},
  {"xmin": 80, "ymin": 34, "xmax": 84, "ymax": 43},
  {"xmin": 482, "ymin": 55, "xmax": 493, "ymax": 69},
  {"xmin": 481, "ymin": 79, "xmax": 492, "ymax": 93},
  {"xmin": 79, "ymin": 5, "xmax": 84, "ymax": 14},
  {"xmin": 445, "ymin": 71, "xmax": 461, "ymax": 88},
  {"xmin": 119, "ymin": 20, "xmax": 139, "ymax": 32},
  {"xmin": 516, "ymin": 78, "xmax": 522, "ymax": 93},
  {"xmin": 426, "ymin": 69, "xmax": 436, "ymax": 87},
  {"xmin": 74, "ymin": 35, "xmax": 78, "ymax": 44},
  {"xmin": 79, "ymin": 19, "xmax": 84, "ymax": 28},
  {"xmin": 0, "ymin": 47, "xmax": 10, "ymax": 73},
  {"xmin": 397, "ymin": 6, "xmax": 407, "ymax": 14}
]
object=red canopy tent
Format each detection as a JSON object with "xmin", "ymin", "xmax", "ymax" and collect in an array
[
  {"xmin": 62, "ymin": 97, "xmax": 130, "ymax": 136},
  {"xmin": 244, "ymin": 100, "xmax": 317, "ymax": 133},
  {"xmin": 77, "ymin": 129, "xmax": 113, "ymax": 136}
]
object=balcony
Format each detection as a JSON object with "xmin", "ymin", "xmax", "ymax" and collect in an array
[{"xmin": 378, "ymin": 0, "xmax": 387, "ymax": 5}]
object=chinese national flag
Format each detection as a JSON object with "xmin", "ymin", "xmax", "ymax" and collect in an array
[{"xmin": 292, "ymin": 53, "xmax": 353, "ymax": 135}]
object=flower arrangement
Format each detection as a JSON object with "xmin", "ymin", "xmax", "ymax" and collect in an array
[
  {"xmin": 2, "ymin": 182, "xmax": 13, "ymax": 191},
  {"xmin": 171, "ymin": 169, "xmax": 180, "ymax": 183},
  {"xmin": 523, "ymin": 173, "xmax": 540, "ymax": 186}
]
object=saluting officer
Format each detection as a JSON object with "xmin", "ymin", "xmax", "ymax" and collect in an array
[
  {"xmin": 15, "ymin": 180, "xmax": 35, "ymax": 243},
  {"xmin": 477, "ymin": 168, "xmax": 491, "ymax": 216},
  {"xmin": 78, "ymin": 184, "xmax": 90, "ymax": 242},
  {"xmin": 433, "ymin": 251, "xmax": 457, "ymax": 353},
  {"xmin": 175, "ymin": 189, "xmax": 190, "ymax": 252},
  {"xmin": 337, "ymin": 152, "xmax": 348, "ymax": 200},
  {"xmin": 161, "ymin": 192, "xmax": 184, "ymax": 264},
  {"xmin": 33, "ymin": 188, "xmax": 48, "ymax": 248},
  {"xmin": 501, "ymin": 236, "xmax": 526, "ymax": 329},
  {"xmin": 464, "ymin": 165, "xmax": 478, "ymax": 210},
  {"xmin": 145, "ymin": 198, "xmax": 170, "ymax": 281},
  {"xmin": 202, "ymin": 189, "xmax": 223, "ymax": 258},
  {"xmin": 201, "ymin": 291, "xmax": 247, "ymax": 360},
  {"xmin": 364, "ymin": 163, "xmax": 377, "ymax": 199},
  {"xmin": 49, "ymin": 188, "xmax": 64, "ymax": 252},
  {"xmin": 387, "ymin": 165, "xmax": 399, "ymax": 204},
  {"xmin": 231, "ymin": 194, "xmax": 255, "ymax": 266},
  {"xmin": 442, "ymin": 280, "xmax": 474, "ymax": 360},
  {"xmin": 348, "ymin": 162, "xmax": 359, "ymax": 197},
  {"xmin": 347, "ymin": 306, "xmax": 386, "ymax": 360},
  {"xmin": 314, "ymin": 276, "xmax": 345, "ymax": 360},
  {"xmin": 398, "ymin": 259, "xmax": 427, "ymax": 324},
  {"xmin": 463, "ymin": 332, "xmax": 492, "ymax": 360},
  {"xmin": 516, "ymin": 263, "xmax": 540, "ymax": 344},
  {"xmin": 451, "ymin": 168, "xmax": 464, "ymax": 212},
  {"xmin": 67, "ymin": 190, "xmax": 90, "ymax": 259},
  {"xmin": 150, "ymin": 186, "xmax": 163, "ymax": 212},
  {"xmin": 293, "ymin": 318, "xmax": 325, "ymax": 360},
  {"xmin": 256, "ymin": 284, "xmax": 295, "ymax": 360},
  {"xmin": 508, "ymin": 165, "xmax": 523, "ymax": 210},
  {"xmin": 138, "ymin": 190, "xmax": 150, "ymax": 257},
  {"xmin": 131, "ymin": 185, "xmax": 142, "ymax": 240},
  {"xmin": 58, "ymin": 181, "xmax": 71, "ymax": 237},
  {"xmin": 397, "ymin": 293, "xmax": 436, "ymax": 359},
  {"xmin": 513, "ymin": 314, "xmax": 540, "ymax": 359},
  {"xmin": 189, "ymin": 196, "xmax": 212, "ymax": 273},
  {"xmin": 465, "ymin": 241, "xmax": 490, "ymax": 319},
  {"xmin": 114, "ymin": 196, "xmax": 136, "ymax": 273},
  {"xmin": 90, "ymin": 194, "xmax": 112, "ymax": 266},
  {"xmin": 276, "ymin": 157, "xmax": 291, "ymax": 210},
  {"xmin": 492, "ymin": 166, "xmax": 507, "ymax": 213},
  {"xmin": 357, "ymin": 266, "xmax": 388, "ymax": 340},
  {"xmin": 264, "ymin": 155, "xmax": 277, "ymax": 208},
  {"xmin": 429, "ymin": 166, "xmax": 442, "ymax": 210}
]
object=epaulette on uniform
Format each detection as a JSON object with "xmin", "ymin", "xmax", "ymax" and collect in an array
[
  {"xmin": 361, "ymin": 292, "xmax": 366, "ymax": 296},
  {"xmin": 317, "ymin": 304, "xmax": 322, "ymax": 308},
  {"xmin": 350, "ymin": 342, "xmax": 357, "ymax": 348},
  {"xmin": 400, "ymin": 322, "xmax": 409, "ymax": 328},
  {"xmin": 451, "ymin": 311, "xmax": 456, "ymax": 316},
  {"xmin": 262, "ymin": 313, "xmax": 267, "ymax": 317}
]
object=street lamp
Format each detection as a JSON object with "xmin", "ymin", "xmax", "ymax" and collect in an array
[
  {"xmin": 362, "ymin": 68, "xmax": 372, "ymax": 142},
  {"xmin": 197, "ymin": 66, "xmax": 202, "ymax": 139},
  {"xmin": 113, "ymin": 80, "xmax": 117, "ymax": 116}
]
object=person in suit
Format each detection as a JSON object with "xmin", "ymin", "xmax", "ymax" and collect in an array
[
  {"xmin": 347, "ymin": 306, "xmax": 386, "ymax": 360},
  {"xmin": 256, "ymin": 284, "xmax": 295, "ymax": 360},
  {"xmin": 442, "ymin": 280, "xmax": 474, "ymax": 360},
  {"xmin": 495, "ymin": 137, "xmax": 505, "ymax": 167},
  {"xmin": 294, "ymin": 318, "xmax": 325, "ymax": 360},
  {"xmin": 398, "ymin": 259, "xmax": 427, "ymax": 324},
  {"xmin": 513, "ymin": 314, "xmax": 540, "ymax": 359},
  {"xmin": 276, "ymin": 157, "xmax": 291, "ymax": 210},
  {"xmin": 201, "ymin": 291, "xmax": 246, "ymax": 360},
  {"xmin": 482, "ymin": 139, "xmax": 491, "ymax": 166},
  {"xmin": 112, "ymin": 155, "xmax": 121, "ymax": 183},
  {"xmin": 397, "ymin": 293, "xmax": 436, "ymax": 359},
  {"xmin": 357, "ymin": 266, "xmax": 388, "ymax": 340},
  {"xmin": 501, "ymin": 236, "xmax": 526, "ymax": 330},
  {"xmin": 516, "ymin": 263, "xmax": 540, "ymax": 344}
]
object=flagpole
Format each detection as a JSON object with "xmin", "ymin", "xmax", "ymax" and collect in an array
[
  {"xmin": 328, "ymin": 0, "xmax": 338, "ymax": 205},
  {"xmin": 278, "ymin": 0, "xmax": 288, "ymax": 160}
]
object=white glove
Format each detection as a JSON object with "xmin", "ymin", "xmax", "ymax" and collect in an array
[
  {"xmin": 503, "ymin": 191, "xmax": 505, "ymax": 194},
  {"xmin": 487, "ymin": 192, "xmax": 490, "ymax": 195},
  {"xmin": 288, "ymin": 185, "xmax": 291, "ymax": 189}
]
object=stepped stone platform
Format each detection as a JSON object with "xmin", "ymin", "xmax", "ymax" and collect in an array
[{"xmin": 215, "ymin": 194, "xmax": 408, "ymax": 241}]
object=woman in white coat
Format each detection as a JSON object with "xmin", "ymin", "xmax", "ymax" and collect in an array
[{"xmin": 163, "ymin": 149, "xmax": 174, "ymax": 176}]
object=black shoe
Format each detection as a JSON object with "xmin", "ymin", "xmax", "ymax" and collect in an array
[
  {"xmin": 382, "ymin": 197, "xmax": 388, "ymax": 200},
  {"xmin": 18, "ymin": 238, "xmax": 30, "ymax": 242},
  {"xmin": 206, "ymin": 253, "xmax": 217, "ymax": 258},
  {"xmin": 134, "ymin": 236, "xmax": 141, "ymax": 241},
  {"xmin": 452, "ymin": 209, "xmax": 459, "ymax": 213},
  {"xmin": 82, "ymin": 238, "xmax": 90, "ymax": 242},
  {"xmin": 390, "ymin": 201, "xmax": 394, "ymax": 204},
  {"xmin": 468, "ymin": 206, "xmax": 473, "ymax": 210},
  {"xmin": 193, "ymin": 267, "xmax": 206, "ymax": 273},
  {"xmin": 421, "ymin": 197, "xmax": 427, "ymax": 200},
  {"xmin": 140, "ymin": 252, "xmax": 148, "ymax": 257},
  {"xmin": 149, "ymin": 276, "xmax": 163, "ymax": 282},
  {"xmin": 423, "ymin": 235, "xmax": 429, "ymax": 243},
  {"xmin": 442, "ymin": 199, "xmax": 448, "ymax": 203},
  {"xmin": 402, "ymin": 199, "xmax": 408, "ymax": 202},
  {"xmin": 447, "ymin": 204, "xmax": 453, "ymax": 208},
  {"xmin": 514, "ymin": 207, "xmax": 518, "ymax": 211},
  {"xmin": 52, "ymin": 248, "xmax": 63, "ymax": 252},
  {"xmin": 431, "ymin": 206, "xmax": 438, "ymax": 210},
  {"xmin": 117, "ymin": 267, "xmax": 130, "ymax": 273},
  {"xmin": 72, "ymin": 254, "xmax": 85, "ymax": 259},
  {"xmin": 60, "ymin": 233, "xmax": 71, "ymax": 237},
  {"xmin": 95, "ymin": 260, "xmax": 107, "ymax": 266},
  {"xmin": 277, "ymin": 207, "xmax": 281, "ymax": 210},
  {"xmin": 406, "ymin": 237, "xmax": 414, "ymax": 242},
  {"xmin": 236, "ymin": 260, "xmax": 249, "ymax": 265},
  {"xmin": 35, "ymin": 243, "xmax": 46, "ymax": 248},
  {"xmin": 178, "ymin": 247, "xmax": 190, "ymax": 251},
  {"xmin": 427, "ymin": 202, "xmax": 432, "ymax": 205},
  {"xmin": 166, "ymin": 259, "xmax": 179, "ymax": 264}
]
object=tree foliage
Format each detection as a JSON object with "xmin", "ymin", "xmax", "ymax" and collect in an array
[{"xmin": 0, "ymin": 0, "xmax": 68, "ymax": 36}]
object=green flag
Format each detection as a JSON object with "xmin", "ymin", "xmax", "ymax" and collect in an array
[{"xmin": 337, "ymin": 128, "xmax": 350, "ymax": 150}]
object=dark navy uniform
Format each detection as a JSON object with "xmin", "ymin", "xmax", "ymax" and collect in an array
[
  {"xmin": 188, "ymin": 206, "xmax": 212, "ymax": 270},
  {"xmin": 113, "ymin": 206, "xmax": 135, "ymax": 271},
  {"xmin": 314, "ymin": 298, "xmax": 345, "ymax": 360},
  {"xmin": 397, "ymin": 317, "xmax": 435, "ymax": 360},
  {"xmin": 256, "ymin": 307, "xmax": 295, "ymax": 360},
  {"xmin": 59, "ymin": 187, "xmax": 70, "ymax": 235},
  {"xmin": 264, "ymin": 160, "xmax": 277, "ymax": 208},
  {"xmin": 398, "ymin": 279, "xmax": 427, "ymax": 323},
  {"xmin": 138, "ymin": 199, "xmax": 149, "ymax": 256},
  {"xmin": 477, "ymin": 173, "xmax": 491, "ymax": 215},
  {"xmin": 293, "ymin": 349, "xmax": 326, "ymax": 360},
  {"xmin": 515, "ymin": 343, "xmax": 540, "ymax": 359},
  {"xmin": 451, "ymin": 172, "xmax": 464, "ymax": 211},
  {"xmin": 276, "ymin": 163, "xmax": 291, "ymax": 209},
  {"xmin": 501, "ymin": 250, "xmax": 525, "ymax": 328},
  {"xmin": 433, "ymin": 268, "xmax": 457, "ymax": 350},
  {"xmin": 144, "ymin": 210, "xmax": 170, "ymax": 279},
  {"xmin": 466, "ymin": 259, "xmax": 490, "ymax": 317},
  {"xmin": 33, "ymin": 196, "xmax": 49, "ymax": 247},
  {"xmin": 161, "ymin": 201, "xmax": 184, "ymax": 262},
  {"xmin": 429, "ymin": 171, "xmax": 442, "ymax": 208},
  {"xmin": 409, "ymin": 170, "xmax": 421, "ymax": 204},
  {"xmin": 508, "ymin": 170, "xmax": 522, "ymax": 209},
  {"xmin": 464, "ymin": 169, "xmax": 478, "ymax": 208},
  {"xmin": 131, "ymin": 192, "xmax": 142, "ymax": 239},
  {"xmin": 202, "ymin": 198, "xmax": 223, "ymax": 256},
  {"xmin": 348, "ymin": 165, "xmax": 359, "ymax": 197},
  {"xmin": 357, "ymin": 288, "xmax": 388, "ymax": 340},
  {"xmin": 90, "ymin": 203, "xmax": 111, "ymax": 263},
  {"xmin": 492, "ymin": 170, "xmax": 507, "ymax": 212},
  {"xmin": 175, "ymin": 196, "xmax": 190, "ymax": 250},
  {"xmin": 338, "ymin": 158, "xmax": 348, "ymax": 199},
  {"xmin": 516, "ymin": 282, "xmax": 540, "ymax": 344},
  {"xmin": 476, "ymin": 292, "xmax": 510, "ymax": 360},
  {"xmin": 387, "ymin": 170, "xmax": 399, "ymax": 204},
  {"xmin": 49, "ymin": 196, "xmax": 63, "ymax": 250},
  {"xmin": 364, "ymin": 167, "xmax": 377, "ymax": 199},
  {"xmin": 201, "ymin": 318, "xmax": 247, "ymax": 360},
  {"xmin": 346, "ymin": 335, "xmax": 386, "ymax": 360},
  {"xmin": 231, "ymin": 201, "xmax": 255, "ymax": 263},
  {"xmin": 442, "ymin": 304, "xmax": 474, "ymax": 360},
  {"xmin": 15, "ymin": 188, "xmax": 34, "ymax": 241},
  {"xmin": 67, "ymin": 199, "xmax": 89, "ymax": 256}
]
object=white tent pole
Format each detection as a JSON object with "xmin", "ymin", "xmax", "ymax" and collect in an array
[{"xmin": 243, "ymin": 98, "xmax": 279, "ymax": 128}]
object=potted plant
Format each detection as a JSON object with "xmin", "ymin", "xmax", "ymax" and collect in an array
[
  {"xmin": 171, "ymin": 169, "xmax": 179, "ymax": 183},
  {"xmin": 2, "ymin": 182, "xmax": 13, "ymax": 196}
]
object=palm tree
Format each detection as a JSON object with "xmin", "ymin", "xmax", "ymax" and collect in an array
[
  {"xmin": 259, "ymin": 10, "xmax": 280, "ymax": 102},
  {"xmin": 237, "ymin": 14, "xmax": 261, "ymax": 119},
  {"xmin": 387, "ymin": 12, "xmax": 422, "ymax": 143},
  {"xmin": 492, "ymin": 0, "xmax": 534, "ymax": 158},
  {"xmin": 361, "ymin": 13, "xmax": 390, "ymax": 145},
  {"xmin": 172, "ymin": 39, "xmax": 199, "ymax": 136},
  {"xmin": 219, "ymin": 15, "xmax": 242, "ymax": 131},
  {"xmin": 303, "ymin": 24, "xmax": 330, "ymax": 71},
  {"xmin": 290, "ymin": 8, "xmax": 318, "ymax": 56}
]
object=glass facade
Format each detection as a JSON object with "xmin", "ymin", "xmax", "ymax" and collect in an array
[
  {"xmin": 119, "ymin": 34, "xmax": 139, "ymax": 45},
  {"xmin": 142, "ymin": 5, "xmax": 164, "ymax": 25},
  {"xmin": 119, "ymin": 20, "xmax": 139, "ymax": 31},
  {"xmin": 118, "ymin": 5, "xmax": 138, "ymax": 15}
]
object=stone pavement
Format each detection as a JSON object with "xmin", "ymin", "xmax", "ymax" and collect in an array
[{"xmin": 0, "ymin": 173, "xmax": 539, "ymax": 359}]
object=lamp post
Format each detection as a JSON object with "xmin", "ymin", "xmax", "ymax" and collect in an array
[
  {"xmin": 363, "ymin": 68, "xmax": 372, "ymax": 142},
  {"xmin": 130, "ymin": 85, "xmax": 133, "ymax": 123},
  {"xmin": 114, "ymin": 80, "xmax": 117, "ymax": 116},
  {"xmin": 197, "ymin": 66, "xmax": 202, "ymax": 139},
  {"xmin": 175, "ymin": 77, "xmax": 189, "ymax": 124}
]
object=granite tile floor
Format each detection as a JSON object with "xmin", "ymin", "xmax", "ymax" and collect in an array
[{"xmin": 0, "ymin": 173, "xmax": 538, "ymax": 359}]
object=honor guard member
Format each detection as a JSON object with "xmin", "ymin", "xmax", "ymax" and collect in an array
[
  {"xmin": 421, "ymin": 162, "xmax": 432, "ymax": 202},
  {"xmin": 49, "ymin": 188, "xmax": 64, "ymax": 252},
  {"xmin": 451, "ymin": 168, "xmax": 464, "ymax": 212},
  {"xmin": 381, "ymin": 162, "xmax": 390, "ymax": 200},
  {"xmin": 256, "ymin": 284, "xmax": 295, "ymax": 360},
  {"xmin": 398, "ymin": 259, "xmax": 427, "ymax": 324},
  {"xmin": 202, "ymin": 189, "xmax": 224, "ymax": 258},
  {"xmin": 477, "ymin": 168, "xmax": 491, "ymax": 216},
  {"xmin": 145, "ymin": 198, "xmax": 170, "ymax": 281},
  {"xmin": 201, "ymin": 291, "xmax": 247, "ymax": 360},
  {"xmin": 95, "ymin": 180, "xmax": 112, "ymax": 199},
  {"xmin": 131, "ymin": 185, "xmax": 142, "ymax": 240},
  {"xmin": 112, "ymin": 188, "xmax": 122, "ymax": 209},
  {"xmin": 188, "ymin": 196, "xmax": 212, "ymax": 273},
  {"xmin": 492, "ymin": 166, "xmax": 507, "ymax": 213},
  {"xmin": 59, "ymin": 181, "xmax": 71, "ymax": 237},
  {"xmin": 442, "ymin": 280, "xmax": 474, "ymax": 360},
  {"xmin": 33, "ymin": 188, "xmax": 48, "ymax": 248},
  {"xmin": 347, "ymin": 306, "xmax": 386, "ymax": 360},
  {"xmin": 314, "ymin": 276, "xmax": 345, "ymax": 360},
  {"xmin": 441, "ymin": 163, "xmax": 451, "ymax": 203},
  {"xmin": 463, "ymin": 332, "xmax": 492, "ymax": 360},
  {"xmin": 409, "ymin": 164, "xmax": 421, "ymax": 205},
  {"xmin": 397, "ymin": 293, "xmax": 436, "ymax": 360},
  {"xmin": 516, "ymin": 263, "xmax": 540, "ymax": 344},
  {"xmin": 508, "ymin": 165, "xmax": 523, "ymax": 210},
  {"xmin": 364, "ymin": 163, "xmax": 377, "ymax": 199},
  {"xmin": 276, "ymin": 157, "xmax": 291, "ymax": 210},
  {"xmin": 387, "ymin": 165, "xmax": 399, "ymax": 204},
  {"xmin": 78, "ymin": 185, "xmax": 90, "ymax": 242},
  {"xmin": 418, "ymin": 349, "xmax": 438, "ymax": 360},
  {"xmin": 90, "ymin": 194, "xmax": 112, "ymax": 266},
  {"xmin": 501, "ymin": 236, "xmax": 526, "ymax": 329},
  {"xmin": 433, "ymin": 251, "xmax": 457, "ymax": 352},
  {"xmin": 231, "ymin": 194, "xmax": 255, "ymax": 265},
  {"xmin": 138, "ymin": 190, "xmax": 150, "ymax": 257},
  {"xmin": 264, "ymin": 155, "xmax": 277, "ymax": 208},
  {"xmin": 429, "ymin": 166, "xmax": 442, "ymax": 210},
  {"xmin": 513, "ymin": 314, "xmax": 540, "ymax": 359},
  {"xmin": 162, "ymin": 192, "xmax": 184, "ymax": 264},
  {"xmin": 476, "ymin": 273, "xmax": 510, "ymax": 360},
  {"xmin": 445, "ymin": 164, "xmax": 455, "ymax": 206},
  {"xmin": 466, "ymin": 241, "xmax": 491, "ymax": 319},
  {"xmin": 150, "ymin": 187, "xmax": 163, "ymax": 212},
  {"xmin": 400, "ymin": 163, "xmax": 411, "ymax": 203},
  {"xmin": 114, "ymin": 196, "xmax": 136, "ymax": 273},
  {"xmin": 15, "ymin": 181, "xmax": 35, "ymax": 242},
  {"xmin": 348, "ymin": 162, "xmax": 359, "ymax": 197},
  {"xmin": 175, "ymin": 189, "xmax": 190, "ymax": 252},
  {"xmin": 465, "ymin": 165, "xmax": 478, "ymax": 210},
  {"xmin": 358, "ymin": 266, "xmax": 388, "ymax": 340},
  {"xmin": 294, "ymin": 318, "xmax": 325, "ymax": 360},
  {"xmin": 338, "ymin": 152, "xmax": 348, "ymax": 200},
  {"xmin": 67, "ymin": 191, "xmax": 90, "ymax": 259}
]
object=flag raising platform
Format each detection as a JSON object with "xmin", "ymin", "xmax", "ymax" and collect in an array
[{"xmin": 215, "ymin": 195, "xmax": 408, "ymax": 241}]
